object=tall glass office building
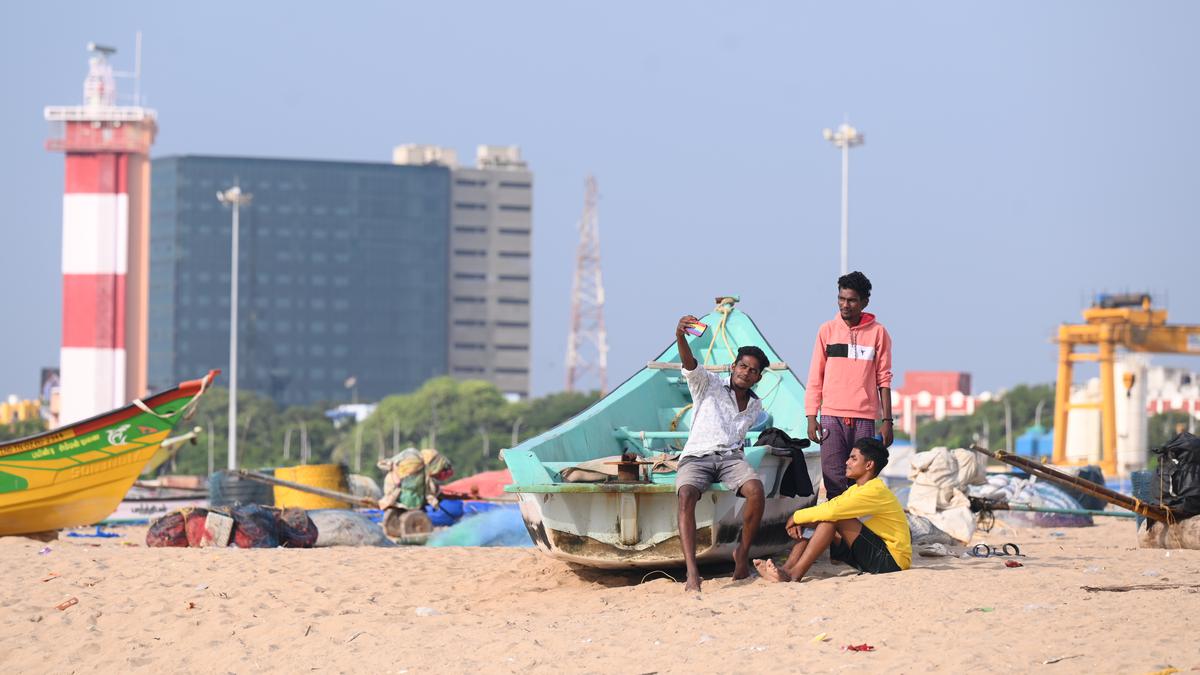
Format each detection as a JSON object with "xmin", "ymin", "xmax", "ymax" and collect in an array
[{"xmin": 148, "ymin": 156, "xmax": 451, "ymax": 406}]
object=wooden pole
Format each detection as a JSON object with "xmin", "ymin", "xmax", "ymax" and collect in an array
[
  {"xmin": 970, "ymin": 445, "xmax": 1174, "ymax": 523},
  {"xmin": 235, "ymin": 469, "xmax": 375, "ymax": 508}
]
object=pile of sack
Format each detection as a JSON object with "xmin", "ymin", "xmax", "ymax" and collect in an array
[
  {"xmin": 906, "ymin": 447, "xmax": 988, "ymax": 543},
  {"xmin": 146, "ymin": 504, "xmax": 318, "ymax": 548}
]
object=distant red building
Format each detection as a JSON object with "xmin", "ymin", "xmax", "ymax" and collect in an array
[{"xmin": 893, "ymin": 371, "xmax": 976, "ymax": 434}]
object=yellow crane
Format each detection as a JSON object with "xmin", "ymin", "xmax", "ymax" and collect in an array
[{"xmin": 1053, "ymin": 293, "xmax": 1200, "ymax": 476}]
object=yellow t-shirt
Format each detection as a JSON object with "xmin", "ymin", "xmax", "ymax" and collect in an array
[{"xmin": 791, "ymin": 477, "xmax": 911, "ymax": 570}]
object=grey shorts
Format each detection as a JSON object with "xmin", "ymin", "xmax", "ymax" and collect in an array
[{"xmin": 675, "ymin": 453, "xmax": 760, "ymax": 495}]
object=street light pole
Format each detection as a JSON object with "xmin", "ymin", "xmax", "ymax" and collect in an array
[
  {"xmin": 822, "ymin": 122, "xmax": 865, "ymax": 275},
  {"xmin": 217, "ymin": 185, "xmax": 252, "ymax": 471}
]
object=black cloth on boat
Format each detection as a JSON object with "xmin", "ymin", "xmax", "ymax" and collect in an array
[
  {"xmin": 754, "ymin": 427, "xmax": 813, "ymax": 498},
  {"xmin": 1152, "ymin": 432, "xmax": 1200, "ymax": 519}
]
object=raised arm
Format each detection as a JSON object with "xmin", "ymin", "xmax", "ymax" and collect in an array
[{"xmin": 675, "ymin": 315, "xmax": 700, "ymax": 371}]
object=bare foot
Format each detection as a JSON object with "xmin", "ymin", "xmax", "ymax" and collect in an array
[
  {"xmin": 732, "ymin": 550, "xmax": 751, "ymax": 580},
  {"xmin": 753, "ymin": 558, "xmax": 791, "ymax": 583},
  {"xmin": 684, "ymin": 574, "xmax": 702, "ymax": 593}
]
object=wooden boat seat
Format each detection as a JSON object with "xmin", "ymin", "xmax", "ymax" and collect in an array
[{"xmin": 612, "ymin": 427, "xmax": 765, "ymax": 452}]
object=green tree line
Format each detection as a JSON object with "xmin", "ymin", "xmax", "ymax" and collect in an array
[
  {"xmin": 911, "ymin": 383, "xmax": 1057, "ymax": 451},
  {"xmin": 906, "ymin": 383, "xmax": 1195, "ymax": 453},
  {"xmin": 162, "ymin": 377, "xmax": 599, "ymax": 480},
  {"xmin": 0, "ymin": 377, "xmax": 599, "ymax": 481}
]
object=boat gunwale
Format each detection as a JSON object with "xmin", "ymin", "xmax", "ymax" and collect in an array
[{"xmin": 0, "ymin": 370, "xmax": 218, "ymax": 459}]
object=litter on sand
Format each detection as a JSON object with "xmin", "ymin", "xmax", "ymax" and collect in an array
[
  {"xmin": 810, "ymin": 633, "xmax": 830, "ymax": 643},
  {"xmin": 1005, "ymin": 560, "xmax": 1024, "ymax": 568},
  {"xmin": 843, "ymin": 644, "xmax": 875, "ymax": 652},
  {"xmin": 55, "ymin": 596, "xmax": 78, "ymax": 611},
  {"xmin": 67, "ymin": 526, "xmax": 121, "ymax": 539}
]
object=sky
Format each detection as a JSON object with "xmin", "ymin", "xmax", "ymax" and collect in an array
[{"xmin": 2, "ymin": 2, "xmax": 1198, "ymax": 401}]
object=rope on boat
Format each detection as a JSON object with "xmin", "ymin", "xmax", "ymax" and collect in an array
[
  {"xmin": 640, "ymin": 569, "xmax": 679, "ymax": 584},
  {"xmin": 132, "ymin": 371, "xmax": 214, "ymax": 421},
  {"xmin": 669, "ymin": 296, "xmax": 783, "ymax": 447},
  {"xmin": 703, "ymin": 296, "xmax": 738, "ymax": 365}
]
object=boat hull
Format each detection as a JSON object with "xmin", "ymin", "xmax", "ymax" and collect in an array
[
  {"xmin": 503, "ymin": 302, "xmax": 824, "ymax": 570},
  {"xmin": 512, "ymin": 451, "xmax": 820, "ymax": 569},
  {"xmin": 0, "ymin": 372, "xmax": 215, "ymax": 536}
]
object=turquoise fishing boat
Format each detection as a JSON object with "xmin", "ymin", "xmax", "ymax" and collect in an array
[{"xmin": 504, "ymin": 298, "xmax": 821, "ymax": 569}]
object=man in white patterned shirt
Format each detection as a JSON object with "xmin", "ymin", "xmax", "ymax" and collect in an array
[{"xmin": 674, "ymin": 314, "xmax": 768, "ymax": 592}]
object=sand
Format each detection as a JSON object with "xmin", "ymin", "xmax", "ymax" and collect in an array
[{"xmin": 2, "ymin": 517, "xmax": 1199, "ymax": 674}]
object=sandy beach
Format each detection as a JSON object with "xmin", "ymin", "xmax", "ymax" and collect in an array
[{"xmin": 1, "ymin": 517, "xmax": 1198, "ymax": 674}]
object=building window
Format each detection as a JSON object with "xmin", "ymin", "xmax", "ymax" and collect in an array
[
  {"xmin": 495, "ymin": 367, "xmax": 529, "ymax": 374},
  {"xmin": 453, "ymin": 366, "xmax": 486, "ymax": 374},
  {"xmin": 454, "ymin": 343, "xmax": 486, "ymax": 350},
  {"xmin": 499, "ymin": 204, "xmax": 531, "ymax": 212},
  {"xmin": 455, "ymin": 178, "xmax": 487, "ymax": 187},
  {"xmin": 454, "ymin": 202, "xmax": 487, "ymax": 210},
  {"xmin": 495, "ymin": 320, "xmax": 530, "ymax": 328},
  {"xmin": 496, "ymin": 344, "xmax": 529, "ymax": 351},
  {"xmin": 498, "ymin": 228, "xmax": 530, "ymax": 235},
  {"xmin": 454, "ymin": 272, "xmax": 487, "ymax": 281},
  {"xmin": 454, "ymin": 225, "xmax": 487, "ymax": 234},
  {"xmin": 454, "ymin": 319, "xmax": 486, "ymax": 326},
  {"xmin": 453, "ymin": 296, "xmax": 486, "ymax": 304},
  {"xmin": 454, "ymin": 249, "xmax": 486, "ymax": 257},
  {"xmin": 498, "ymin": 274, "xmax": 530, "ymax": 282},
  {"xmin": 498, "ymin": 297, "xmax": 529, "ymax": 305},
  {"xmin": 498, "ymin": 251, "xmax": 529, "ymax": 259},
  {"xmin": 499, "ymin": 181, "xmax": 531, "ymax": 189}
]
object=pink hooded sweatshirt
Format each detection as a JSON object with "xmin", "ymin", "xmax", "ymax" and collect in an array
[{"xmin": 805, "ymin": 312, "xmax": 893, "ymax": 418}]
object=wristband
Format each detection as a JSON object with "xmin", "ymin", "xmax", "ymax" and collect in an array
[{"xmin": 881, "ymin": 418, "xmax": 894, "ymax": 423}]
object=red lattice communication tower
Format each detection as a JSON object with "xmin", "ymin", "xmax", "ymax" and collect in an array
[{"xmin": 564, "ymin": 175, "xmax": 609, "ymax": 394}]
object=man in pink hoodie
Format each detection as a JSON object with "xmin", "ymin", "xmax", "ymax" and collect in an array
[{"xmin": 805, "ymin": 271, "xmax": 894, "ymax": 499}]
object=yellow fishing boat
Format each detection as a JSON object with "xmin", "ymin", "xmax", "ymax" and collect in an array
[{"xmin": 0, "ymin": 371, "xmax": 216, "ymax": 536}]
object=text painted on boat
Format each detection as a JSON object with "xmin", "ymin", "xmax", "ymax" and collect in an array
[
  {"xmin": 66, "ymin": 449, "xmax": 144, "ymax": 479},
  {"xmin": 0, "ymin": 430, "xmax": 75, "ymax": 459}
]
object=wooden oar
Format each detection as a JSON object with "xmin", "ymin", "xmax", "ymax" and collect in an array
[
  {"xmin": 234, "ymin": 469, "xmax": 376, "ymax": 509},
  {"xmin": 968, "ymin": 445, "xmax": 1175, "ymax": 523}
]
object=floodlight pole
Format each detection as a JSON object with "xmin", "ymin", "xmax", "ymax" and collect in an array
[
  {"xmin": 823, "ymin": 123, "xmax": 865, "ymax": 275},
  {"xmin": 217, "ymin": 185, "xmax": 252, "ymax": 471}
]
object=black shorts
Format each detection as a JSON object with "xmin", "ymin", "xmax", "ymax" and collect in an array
[{"xmin": 829, "ymin": 524, "xmax": 901, "ymax": 574}]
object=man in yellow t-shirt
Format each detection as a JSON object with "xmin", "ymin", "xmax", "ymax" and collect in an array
[{"xmin": 754, "ymin": 437, "xmax": 910, "ymax": 582}]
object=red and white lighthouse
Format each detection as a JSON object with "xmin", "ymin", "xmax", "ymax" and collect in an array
[{"xmin": 45, "ymin": 44, "xmax": 156, "ymax": 424}]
